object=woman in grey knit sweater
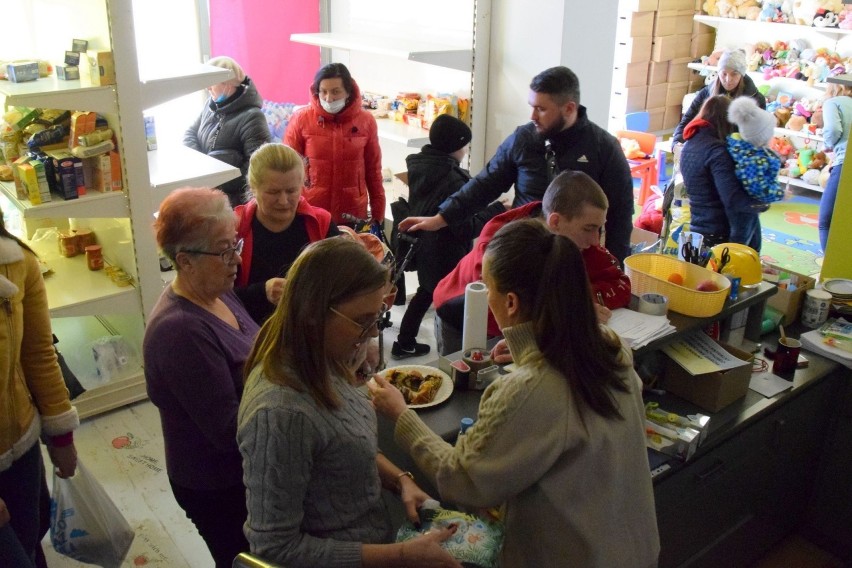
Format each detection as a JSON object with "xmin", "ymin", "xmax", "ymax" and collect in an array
[
  {"xmin": 372, "ymin": 220, "xmax": 659, "ymax": 568},
  {"xmin": 237, "ymin": 237, "xmax": 461, "ymax": 568}
]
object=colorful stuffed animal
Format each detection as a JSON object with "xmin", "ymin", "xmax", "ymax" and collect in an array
[
  {"xmin": 760, "ymin": 0, "xmax": 781, "ymax": 20},
  {"xmin": 786, "ymin": 114, "xmax": 808, "ymax": 131},
  {"xmin": 809, "ymin": 150, "xmax": 827, "ymax": 170},
  {"xmin": 792, "ymin": 0, "xmax": 820, "ymax": 25},
  {"xmin": 802, "ymin": 168, "xmax": 821, "ymax": 185},
  {"xmin": 704, "ymin": 0, "xmax": 721, "ymax": 15},
  {"xmin": 819, "ymin": 164, "xmax": 832, "ymax": 187},
  {"xmin": 798, "ymin": 147, "xmax": 815, "ymax": 170},
  {"xmin": 840, "ymin": 6, "xmax": 852, "ymax": 27},
  {"xmin": 770, "ymin": 135, "xmax": 795, "ymax": 157},
  {"xmin": 717, "ymin": 0, "xmax": 740, "ymax": 18}
]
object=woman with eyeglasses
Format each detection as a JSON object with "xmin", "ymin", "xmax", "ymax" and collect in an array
[
  {"xmin": 143, "ymin": 187, "xmax": 260, "ymax": 567},
  {"xmin": 238, "ymin": 237, "xmax": 461, "ymax": 568},
  {"xmin": 235, "ymin": 142, "xmax": 341, "ymax": 325}
]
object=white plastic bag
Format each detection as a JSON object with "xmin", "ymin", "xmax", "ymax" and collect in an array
[{"xmin": 50, "ymin": 459, "xmax": 135, "ymax": 567}]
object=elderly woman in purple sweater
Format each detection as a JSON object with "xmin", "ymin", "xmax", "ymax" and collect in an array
[{"xmin": 143, "ymin": 187, "xmax": 260, "ymax": 567}]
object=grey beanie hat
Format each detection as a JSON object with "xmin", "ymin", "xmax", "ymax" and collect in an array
[
  {"xmin": 718, "ymin": 49, "xmax": 747, "ymax": 76},
  {"xmin": 728, "ymin": 96, "xmax": 775, "ymax": 147}
]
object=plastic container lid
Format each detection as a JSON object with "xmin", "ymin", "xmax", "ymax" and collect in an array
[{"xmin": 460, "ymin": 417, "xmax": 475, "ymax": 434}]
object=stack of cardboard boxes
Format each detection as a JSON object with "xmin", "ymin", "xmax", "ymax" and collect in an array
[{"xmin": 611, "ymin": 0, "xmax": 715, "ymax": 132}]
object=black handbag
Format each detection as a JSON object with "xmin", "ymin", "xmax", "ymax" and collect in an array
[{"xmin": 53, "ymin": 334, "xmax": 85, "ymax": 400}]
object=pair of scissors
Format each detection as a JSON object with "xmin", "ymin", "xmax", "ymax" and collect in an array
[
  {"xmin": 681, "ymin": 242, "xmax": 699, "ymax": 264},
  {"xmin": 715, "ymin": 247, "xmax": 731, "ymax": 273}
]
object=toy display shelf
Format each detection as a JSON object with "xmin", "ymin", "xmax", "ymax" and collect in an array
[
  {"xmin": 774, "ymin": 127, "xmax": 824, "ymax": 143},
  {"xmin": 778, "ymin": 174, "xmax": 824, "ymax": 193},
  {"xmin": 42, "ymin": 254, "xmax": 142, "ymax": 318},
  {"xmin": 694, "ymin": 15, "xmax": 852, "ymax": 39},
  {"xmin": 0, "ymin": 180, "xmax": 129, "ymax": 219},
  {"xmin": 686, "ymin": 62, "xmax": 828, "ymax": 91},
  {"xmin": 290, "ymin": 32, "xmax": 472, "ymax": 72}
]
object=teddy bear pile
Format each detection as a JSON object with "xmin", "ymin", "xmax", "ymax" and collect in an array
[{"xmin": 703, "ymin": 0, "xmax": 852, "ymax": 29}]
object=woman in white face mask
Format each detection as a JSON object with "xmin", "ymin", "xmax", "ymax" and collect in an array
[{"xmin": 285, "ymin": 63, "xmax": 386, "ymax": 228}]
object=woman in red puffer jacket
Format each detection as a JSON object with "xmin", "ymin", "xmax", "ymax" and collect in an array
[{"xmin": 285, "ymin": 63, "xmax": 385, "ymax": 227}]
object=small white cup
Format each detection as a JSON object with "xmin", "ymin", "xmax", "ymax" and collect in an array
[{"xmin": 802, "ymin": 288, "xmax": 832, "ymax": 328}]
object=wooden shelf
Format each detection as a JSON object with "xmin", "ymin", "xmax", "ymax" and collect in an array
[
  {"xmin": 375, "ymin": 119, "xmax": 429, "ymax": 147},
  {"xmin": 148, "ymin": 145, "xmax": 241, "ymax": 207},
  {"xmin": 140, "ymin": 64, "xmax": 233, "ymax": 110},
  {"xmin": 0, "ymin": 181, "xmax": 129, "ymax": 219},
  {"xmin": 0, "ymin": 77, "xmax": 117, "ymax": 114},
  {"xmin": 778, "ymin": 174, "xmax": 824, "ymax": 193},
  {"xmin": 694, "ymin": 15, "xmax": 852, "ymax": 38},
  {"xmin": 43, "ymin": 255, "xmax": 142, "ymax": 318},
  {"xmin": 290, "ymin": 32, "xmax": 472, "ymax": 72}
]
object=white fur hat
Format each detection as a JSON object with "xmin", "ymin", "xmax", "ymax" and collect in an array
[{"xmin": 728, "ymin": 96, "xmax": 776, "ymax": 147}]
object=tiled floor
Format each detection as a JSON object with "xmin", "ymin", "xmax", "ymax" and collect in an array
[{"xmin": 41, "ymin": 273, "xmax": 437, "ymax": 567}]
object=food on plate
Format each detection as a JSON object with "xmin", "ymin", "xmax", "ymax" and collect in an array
[{"xmin": 387, "ymin": 368, "xmax": 443, "ymax": 405}]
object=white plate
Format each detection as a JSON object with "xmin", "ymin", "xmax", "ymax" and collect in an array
[
  {"xmin": 823, "ymin": 279, "xmax": 852, "ymax": 297},
  {"xmin": 378, "ymin": 365, "xmax": 453, "ymax": 409}
]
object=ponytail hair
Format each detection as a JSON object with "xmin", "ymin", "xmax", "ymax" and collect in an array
[{"xmin": 484, "ymin": 219, "xmax": 629, "ymax": 419}]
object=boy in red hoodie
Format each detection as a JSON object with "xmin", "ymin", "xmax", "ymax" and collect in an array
[{"xmin": 433, "ymin": 170, "xmax": 631, "ymax": 355}]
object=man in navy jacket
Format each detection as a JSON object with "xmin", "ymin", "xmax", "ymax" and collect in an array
[{"xmin": 399, "ymin": 66, "xmax": 634, "ymax": 265}]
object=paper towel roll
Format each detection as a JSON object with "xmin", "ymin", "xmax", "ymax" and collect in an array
[{"xmin": 462, "ymin": 281, "xmax": 489, "ymax": 352}]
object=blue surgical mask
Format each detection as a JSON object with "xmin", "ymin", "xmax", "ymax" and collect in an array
[
  {"xmin": 320, "ymin": 98, "xmax": 347, "ymax": 114},
  {"xmin": 214, "ymin": 93, "xmax": 228, "ymax": 104}
]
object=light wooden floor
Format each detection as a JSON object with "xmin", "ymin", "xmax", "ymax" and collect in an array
[{"xmin": 41, "ymin": 281, "xmax": 437, "ymax": 567}]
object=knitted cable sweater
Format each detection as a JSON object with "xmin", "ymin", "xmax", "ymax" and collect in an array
[
  {"xmin": 238, "ymin": 367, "xmax": 392, "ymax": 568},
  {"xmin": 394, "ymin": 322, "xmax": 660, "ymax": 568}
]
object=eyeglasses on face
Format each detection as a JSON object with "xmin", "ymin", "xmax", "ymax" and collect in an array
[
  {"xmin": 183, "ymin": 238, "xmax": 244, "ymax": 264},
  {"xmin": 329, "ymin": 303, "xmax": 389, "ymax": 339}
]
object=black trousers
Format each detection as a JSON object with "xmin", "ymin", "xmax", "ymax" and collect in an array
[{"xmin": 169, "ymin": 479, "xmax": 249, "ymax": 568}]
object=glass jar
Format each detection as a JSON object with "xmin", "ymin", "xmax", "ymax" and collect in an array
[{"xmin": 85, "ymin": 245, "xmax": 104, "ymax": 270}]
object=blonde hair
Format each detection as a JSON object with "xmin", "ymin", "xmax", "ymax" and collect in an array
[
  {"xmin": 825, "ymin": 83, "xmax": 852, "ymax": 99},
  {"xmin": 247, "ymin": 143, "xmax": 305, "ymax": 193},
  {"xmin": 207, "ymin": 56, "xmax": 246, "ymax": 87}
]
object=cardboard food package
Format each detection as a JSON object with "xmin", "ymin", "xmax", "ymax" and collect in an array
[{"xmin": 661, "ymin": 340, "xmax": 753, "ymax": 412}]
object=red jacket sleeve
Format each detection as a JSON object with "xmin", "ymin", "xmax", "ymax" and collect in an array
[
  {"xmin": 361, "ymin": 112, "xmax": 386, "ymax": 223},
  {"xmin": 583, "ymin": 245, "xmax": 632, "ymax": 309}
]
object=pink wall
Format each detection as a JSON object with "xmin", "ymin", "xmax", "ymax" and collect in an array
[{"xmin": 209, "ymin": 0, "xmax": 319, "ymax": 104}]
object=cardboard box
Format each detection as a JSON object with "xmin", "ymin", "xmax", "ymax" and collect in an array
[
  {"xmin": 56, "ymin": 64, "xmax": 80, "ymax": 81},
  {"xmin": 690, "ymin": 32, "xmax": 716, "ymax": 58},
  {"xmin": 667, "ymin": 57, "xmax": 694, "ymax": 83},
  {"xmin": 620, "ymin": 0, "xmax": 659, "ymax": 12},
  {"xmin": 646, "ymin": 83, "xmax": 668, "ymax": 109},
  {"xmin": 763, "ymin": 265, "xmax": 816, "ymax": 325},
  {"xmin": 611, "ymin": 86, "xmax": 649, "ymax": 114},
  {"xmin": 652, "ymin": 33, "xmax": 692, "ymax": 62},
  {"xmin": 654, "ymin": 10, "xmax": 695, "ymax": 36},
  {"xmin": 6, "ymin": 62, "xmax": 39, "ymax": 83},
  {"xmin": 615, "ymin": 36, "xmax": 653, "ymax": 64},
  {"xmin": 658, "ymin": 0, "xmax": 695, "ymax": 9},
  {"xmin": 648, "ymin": 60, "xmax": 669, "ymax": 85},
  {"xmin": 631, "ymin": 226, "xmax": 659, "ymax": 245},
  {"xmin": 617, "ymin": 11, "xmax": 655, "ymax": 38},
  {"xmin": 648, "ymin": 107, "xmax": 665, "ymax": 131},
  {"xmin": 661, "ymin": 340, "xmax": 753, "ymax": 412},
  {"xmin": 87, "ymin": 50, "xmax": 115, "ymax": 86},
  {"xmin": 68, "ymin": 111, "xmax": 97, "ymax": 149},
  {"xmin": 92, "ymin": 150, "xmax": 122, "ymax": 192},
  {"xmin": 613, "ymin": 60, "xmax": 650, "ymax": 88},
  {"xmin": 664, "ymin": 105, "xmax": 683, "ymax": 129},
  {"xmin": 666, "ymin": 81, "xmax": 690, "ymax": 107}
]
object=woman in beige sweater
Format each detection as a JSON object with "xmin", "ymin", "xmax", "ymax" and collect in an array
[{"xmin": 371, "ymin": 219, "xmax": 660, "ymax": 567}]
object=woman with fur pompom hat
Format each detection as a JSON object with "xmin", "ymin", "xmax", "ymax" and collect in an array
[{"xmin": 726, "ymin": 96, "xmax": 783, "ymax": 204}]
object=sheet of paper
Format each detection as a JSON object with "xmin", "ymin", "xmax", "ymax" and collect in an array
[
  {"xmin": 662, "ymin": 332, "xmax": 749, "ymax": 375},
  {"xmin": 749, "ymin": 372, "xmax": 794, "ymax": 398}
]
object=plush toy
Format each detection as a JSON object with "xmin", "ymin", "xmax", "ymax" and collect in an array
[
  {"xmin": 809, "ymin": 150, "xmax": 828, "ymax": 170},
  {"xmin": 798, "ymin": 147, "xmax": 815, "ymax": 170},
  {"xmin": 819, "ymin": 164, "xmax": 832, "ymax": 187},
  {"xmin": 813, "ymin": 8, "xmax": 840, "ymax": 26},
  {"xmin": 738, "ymin": 0, "xmax": 762, "ymax": 19},
  {"xmin": 760, "ymin": 0, "xmax": 780, "ymax": 20},
  {"xmin": 792, "ymin": 0, "xmax": 820, "ymax": 25},
  {"xmin": 770, "ymin": 135, "xmax": 795, "ymax": 157},
  {"xmin": 717, "ymin": 0, "xmax": 740, "ymax": 18},
  {"xmin": 703, "ymin": 50, "xmax": 724, "ymax": 67},
  {"xmin": 619, "ymin": 137, "xmax": 644, "ymax": 160},
  {"xmin": 780, "ymin": 157, "xmax": 802, "ymax": 177},
  {"xmin": 840, "ymin": 6, "xmax": 852, "ymax": 28},
  {"xmin": 802, "ymin": 168, "xmax": 822, "ymax": 185},
  {"xmin": 786, "ymin": 114, "xmax": 808, "ymax": 131},
  {"xmin": 704, "ymin": 0, "xmax": 721, "ymax": 16}
]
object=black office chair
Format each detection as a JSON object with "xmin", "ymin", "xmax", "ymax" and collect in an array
[{"xmin": 232, "ymin": 552, "xmax": 283, "ymax": 568}]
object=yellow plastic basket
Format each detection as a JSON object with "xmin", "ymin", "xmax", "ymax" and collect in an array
[{"xmin": 624, "ymin": 253, "xmax": 731, "ymax": 318}]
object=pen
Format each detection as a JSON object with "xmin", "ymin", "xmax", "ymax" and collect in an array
[{"xmin": 596, "ymin": 291, "xmax": 605, "ymax": 306}]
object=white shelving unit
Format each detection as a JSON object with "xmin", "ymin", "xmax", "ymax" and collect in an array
[
  {"xmin": 289, "ymin": 32, "xmax": 473, "ymax": 72},
  {"xmin": 1, "ymin": 0, "xmax": 240, "ymax": 417},
  {"xmin": 689, "ymin": 14, "xmax": 851, "ymax": 196},
  {"xmin": 289, "ymin": 0, "xmax": 491, "ymax": 174}
]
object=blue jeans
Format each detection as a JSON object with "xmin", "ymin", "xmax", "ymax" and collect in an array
[
  {"xmin": 0, "ymin": 442, "xmax": 46, "ymax": 567},
  {"xmin": 819, "ymin": 164, "xmax": 844, "ymax": 253}
]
